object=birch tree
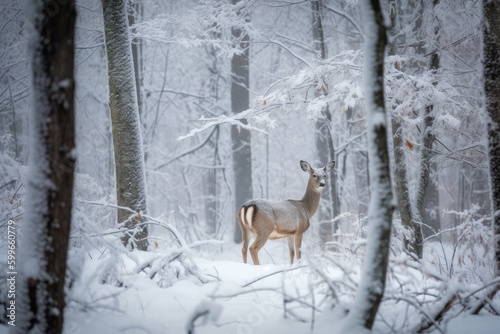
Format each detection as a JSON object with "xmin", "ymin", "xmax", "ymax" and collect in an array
[
  {"xmin": 102, "ymin": 0, "xmax": 149, "ymax": 250},
  {"xmin": 231, "ymin": 0, "xmax": 253, "ymax": 243},
  {"xmin": 342, "ymin": 0, "xmax": 393, "ymax": 330},
  {"xmin": 14, "ymin": 1, "xmax": 76, "ymax": 332}
]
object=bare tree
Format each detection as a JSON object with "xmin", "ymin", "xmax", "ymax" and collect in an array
[
  {"xmin": 471, "ymin": 0, "xmax": 500, "ymax": 313},
  {"xmin": 311, "ymin": 0, "xmax": 339, "ymax": 246},
  {"xmin": 343, "ymin": 0, "xmax": 393, "ymax": 330},
  {"xmin": 414, "ymin": 0, "xmax": 441, "ymax": 257},
  {"xmin": 231, "ymin": 0, "xmax": 253, "ymax": 243},
  {"xmin": 14, "ymin": 1, "xmax": 76, "ymax": 333},
  {"xmin": 387, "ymin": 0, "xmax": 422, "ymax": 258},
  {"xmin": 102, "ymin": 0, "xmax": 149, "ymax": 250},
  {"xmin": 204, "ymin": 40, "xmax": 223, "ymax": 236}
]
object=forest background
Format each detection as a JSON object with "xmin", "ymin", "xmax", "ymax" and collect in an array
[{"xmin": 1, "ymin": 0, "xmax": 499, "ymax": 333}]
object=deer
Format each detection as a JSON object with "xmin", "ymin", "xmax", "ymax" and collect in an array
[{"xmin": 238, "ymin": 160, "xmax": 335, "ymax": 265}]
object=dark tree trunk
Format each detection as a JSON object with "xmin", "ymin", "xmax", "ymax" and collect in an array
[
  {"xmin": 483, "ymin": 0, "xmax": 500, "ymax": 279},
  {"xmin": 231, "ymin": 0, "xmax": 253, "ymax": 243},
  {"xmin": 468, "ymin": 0, "xmax": 500, "ymax": 315},
  {"xmin": 15, "ymin": 1, "xmax": 76, "ymax": 333}
]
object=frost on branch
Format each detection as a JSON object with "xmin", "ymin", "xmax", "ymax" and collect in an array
[
  {"xmin": 178, "ymin": 46, "xmax": 469, "ymax": 141},
  {"xmin": 133, "ymin": 0, "xmax": 255, "ymax": 58}
]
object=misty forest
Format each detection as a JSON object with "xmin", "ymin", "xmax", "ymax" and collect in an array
[{"xmin": 1, "ymin": 0, "xmax": 500, "ymax": 333}]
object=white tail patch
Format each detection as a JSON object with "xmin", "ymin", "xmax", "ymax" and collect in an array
[{"xmin": 245, "ymin": 206, "xmax": 254, "ymax": 228}]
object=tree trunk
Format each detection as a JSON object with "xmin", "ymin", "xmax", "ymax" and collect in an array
[
  {"xmin": 421, "ymin": 161, "xmax": 440, "ymax": 238},
  {"xmin": 128, "ymin": 2, "xmax": 143, "ymax": 118},
  {"xmin": 343, "ymin": 0, "xmax": 393, "ymax": 330},
  {"xmin": 483, "ymin": 0, "xmax": 500, "ymax": 282},
  {"xmin": 311, "ymin": 0, "xmax": 339, "ymax": 244},
  {"xmin": 102, "ymin": 0, "xmax": 149, "ymax": 251},
  {"xmin": 464, "ymin": 1, "xmax": 500, "ymax": 315},
  {"xmin": 14, "ymin": 1, "xmax": 76, "ymax": 332},
  {"xmin": 346, "ymin": 105, "xmax": 370, "ymax": 219},
  {"xmin": 415, "ymin": 0, "xmax": 440, "ymax": 256},
  {"xmin": 231, "ymin": 0, "xmax": 253, "ymax": 243},
  {"xmin": 204, "ymin": 35, "xmax": 223, "ymax": 236},
  {"xmin": 391, "ymin": 118, "xmax": 419, "ymax": 254},
  {"xmin": 388, "ymin": 0, "xmax": 422, "ymax": 258}
]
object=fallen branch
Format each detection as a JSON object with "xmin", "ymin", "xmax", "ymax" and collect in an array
[
  {"xmin": 414, "ymin": 291, "xmax": 457, "ymax": 333},
  {"xmin": 469, "ymin": 281, "xmax": 500, "ymax": 315},
  {"xmin": 78, "ymin": 200, "xmax": 215, "ymax": 285}
]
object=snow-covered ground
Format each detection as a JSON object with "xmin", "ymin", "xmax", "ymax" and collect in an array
[
  {"xmin": 66, "ymin": 241, "xmax": 341, "ymax": 334},
  {"xmin": 2, "ymin": 237, "xmax": 499, "ymax": 334}
]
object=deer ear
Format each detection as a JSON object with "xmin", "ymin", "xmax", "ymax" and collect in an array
[
  {"xmin": 300, "ymin": 160, "xmax": 311, "ymax": 172},
  {"xmin": 324, "ymin": 161, "xmax": 335, "ymax": 173}
]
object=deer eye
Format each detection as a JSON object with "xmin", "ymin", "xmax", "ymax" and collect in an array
[{"xmin": 313, "ymin": 174, "xmax": 317, "ymax": 178}]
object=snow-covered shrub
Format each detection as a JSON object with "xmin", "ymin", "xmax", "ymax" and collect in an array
[{"xmin": 425, "ymin": 205, "xmax": 494, "ymax": 283}]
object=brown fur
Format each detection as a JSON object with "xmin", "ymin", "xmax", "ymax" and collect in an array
[{"xmin": 238, "ymin": 160, "xmax": 335, "ymax": 265}]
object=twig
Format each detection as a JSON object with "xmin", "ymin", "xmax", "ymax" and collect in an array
[
  {"xmin": 242, "ymin": 264, "xmax": 307, "ymax": 287},
  {"xmin": 210, "ymin": 287, "xmax": 320, "ymax": 311},
  {"xmin": 154, "ymin": 126, "xmax": 218, "ymax": 171}
]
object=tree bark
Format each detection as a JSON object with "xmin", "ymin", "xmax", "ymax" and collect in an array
[
  {"xmin": 388, "ymin": 0, "xmax": 422, "ymax": 258},
  {"xmin": 14, "ymin": 1, "xmax": 76, "ymax": 333},
  {"xmin": 102, "ymin": 0, "xmax": 149, "ymax": 250},
  {"xmin": 231, "ymin": 0, "xmax": 253, "ymax": 243},
  {"xmin": 415, "ymin": 0, "xmax": 441, "ymax": 257},
  {"xmin": 469, "ymin": 0, "xmax": 500, "ymax": 315},
  {"xmin": 311, "ymin": 0, "xmax": 339, "ymax": 244},
  {"xmin": 128, "ymin": 3, "xmax": 143, "ymax": 119},
  {"xmin": 344, "ymin": 0, "xmax": 393, "ymax": 330},
  {"xmin": 391, "ymin": 118, "xmax": 419, "ymax": 253},
  {"xmin": 203, "ymin": 33, "xmax": 223, "ymax": 236},
  {"xmin": 483, "ymin": 0, "xmax": 500, "ymax": 283}
]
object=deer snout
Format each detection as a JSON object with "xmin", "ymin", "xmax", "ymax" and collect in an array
[{"xmin": 319, "ymin": 181, "xmax": 326, "ymax": 187}]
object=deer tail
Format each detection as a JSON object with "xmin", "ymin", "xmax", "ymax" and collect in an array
[{"xmin": 239, "ymin": 204, "xmax": 256, "ymax": 228}]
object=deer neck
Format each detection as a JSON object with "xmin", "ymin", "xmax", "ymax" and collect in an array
[{"xmin": 300, "ymin": 179, "xmax": 322, "ymax": 218}]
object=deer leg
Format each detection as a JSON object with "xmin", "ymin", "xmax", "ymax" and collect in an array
[
  {"xmin": 287, "ymin": 237, "xmax": 295, "ymax": 264},
  {"xmin": 238, "ymin": 210, "xmax": 250, "ymax": 263},
  {"xmin": 294, "ymin": 233, "xmax": 303, "ymax": 262},
  {"xmin": 250, "ymin": 231, "xmax": 271, "ymax": 265},
  {"xmin": 241, "ymin": 227, "xmax": 250, "ymax": 264}
]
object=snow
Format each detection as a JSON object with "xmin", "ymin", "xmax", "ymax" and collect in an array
[
  {"xmin": 0, "ymin": 1, "xmax": 497, "ymax": 333},
  {"xmin": 2, "ymin": 239, "xmax": 499, "ymax": 334},
  {"xmin": 65, "ymin": 244, "xmax": 334, "ymax": 334}
]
